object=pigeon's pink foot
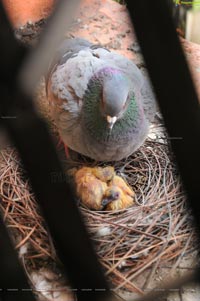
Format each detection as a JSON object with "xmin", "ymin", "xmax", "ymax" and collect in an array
[
  {"xmin": 56, "ymin": 136, "xmax": 70, "ymax": 159},
  {"xmin": 64, "ymin": 144, "xmax": 70, "ymax": 159},
  {"xmin": 56, "ymin": 137, "xmax": 63, "ymax": 150}
]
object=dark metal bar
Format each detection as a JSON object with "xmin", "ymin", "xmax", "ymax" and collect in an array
[
  {"xmin": 126, "ymin": 0, "xmax": 200, "ymax": 235},
  {"xmin": 0, "ymin": 3, "xmax": 26, "ymax": 83},
  {"xmin": 120, "ymin": 0, "xmax": 200, "ymax": 300},
  {"xmin": 1, "ymin": 89, "xmax": 110, "ymax": 301},
  {"xmin": 0, "ymin": 2, "xmax": 110, "ymax": 301},
  {"xmin": 0, "ymin": 213, "xmax": 36, "ymax": 301},
  {"xmin": 19, "ymin": 0, "xmax": 81, "ymax": 94}
]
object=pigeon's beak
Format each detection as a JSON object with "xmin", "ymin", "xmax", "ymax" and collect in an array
[{"xmin": 106, "ymin": 115, "xmax": 117, "ymax": 130}]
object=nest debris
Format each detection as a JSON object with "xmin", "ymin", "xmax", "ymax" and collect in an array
[{"xmin": 0, "ymin": 125, "xmax": 198, "ymax": 295}]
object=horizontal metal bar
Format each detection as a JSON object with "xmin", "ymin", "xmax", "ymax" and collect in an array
[
  {"xmin": 0, "ymin": 2, "xmax": 110, "ymax": 300},
  {"xmin": 2, "ymin": 93, "xmax": 111, "ymax": 301}
]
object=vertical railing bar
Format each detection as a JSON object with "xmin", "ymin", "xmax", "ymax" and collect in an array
[
  {"xmin": 0, "ymin": 213, "xmax": 36, "ymax": 301},
  {"xmin": 126, "ymin": 0, "xmax": 200, "ymax": 240},
  {"xmin": 0, "ymin": 2, "xmax": 111, "ymax": 300}
]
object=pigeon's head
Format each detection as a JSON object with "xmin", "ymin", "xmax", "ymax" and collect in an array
[
  {"xmin": 83, "ymin": 67, "xmax": 139, "ymax": 143},
  {"xmin": 100, "ymin": 68, "xmax": 131, "ymax": 130}
]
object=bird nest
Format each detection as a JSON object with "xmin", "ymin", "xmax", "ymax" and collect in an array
[{"xmin": 0, "ymin": 124, "xmax": 198, "ymax": 295}]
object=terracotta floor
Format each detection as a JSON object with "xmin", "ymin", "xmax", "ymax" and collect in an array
[
  {"xmin": 3, "ymin": 0, "xmax": 200, "ymax": 97},
  {"xmin": 68, "ymin": 0, "xmax": 138, "ymax": 60},
  {"xmin": 2, "ymin": 0, "xmax": 54, "ymax": 26}
]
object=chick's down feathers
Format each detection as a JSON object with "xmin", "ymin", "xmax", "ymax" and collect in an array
[{"xmin": 71, "ymin": 166, "xmax": 135, "ymax": 211}]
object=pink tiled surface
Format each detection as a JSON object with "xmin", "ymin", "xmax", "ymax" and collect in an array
[
  {"xmin": 69, "ymin": 0, "xmax": 137, "ymax": 60},
  {"xmin": 2, "ymin": 0, "xmax": 54, "ymax": 26}
]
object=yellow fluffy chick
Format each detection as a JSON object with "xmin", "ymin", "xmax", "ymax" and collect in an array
[
  {"xmin": 92, "ymin": 166, "xmax": 115, "ymax": 182},
  {"xmin": 72, "ymin": 166, "xmax": 135, "ymax": 211},
  {"xmin": 102, "ymin": 187, "xmax": 133, "ymax": 211},
  {"xmin": 110, "ymin": 175, "xmax": 135, "ymax": 198},
  {"xmin": 73, "ymin": 167, "xmax": 114, "ymax": 210}
]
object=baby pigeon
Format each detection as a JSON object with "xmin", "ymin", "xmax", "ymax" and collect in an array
[
  {"xmin": 46, "ymin": 38, "xmax": 156, "ymax": 161},
  {"xmin": 70, "ymin": 166, "xmax": 135, "ymax": 211}
]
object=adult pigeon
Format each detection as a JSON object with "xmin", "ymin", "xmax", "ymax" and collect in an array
[{"xmin": 46, "ymin": 38, "xmax": 156, "ymax": 161}]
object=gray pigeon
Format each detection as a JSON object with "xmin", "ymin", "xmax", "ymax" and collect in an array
[{"xmin": 46, "ymin": 38, "xmax": 156, "ymax": 161}]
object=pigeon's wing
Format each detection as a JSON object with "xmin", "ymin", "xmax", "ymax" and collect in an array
[
  {"xmin": 46, "ymin": 39, "xmax": 112, "ymax": 135},
  {"xmin": 140, "ymin": 68, "xmax": 157, "ymax": 122},
  {"xmin": 47, "ymin": 41, "xmax": 111, "ymax": 108},
  {"xmin": 46, "ymin": 38, "xmax": 92, "ymax": 96}
]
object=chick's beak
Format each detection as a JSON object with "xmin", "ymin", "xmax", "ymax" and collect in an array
[{"xmin": 106, "ymin": 115, "xmax": 117, "ymax": 130}]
